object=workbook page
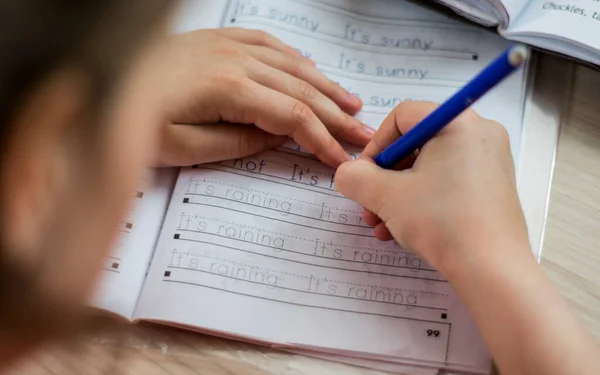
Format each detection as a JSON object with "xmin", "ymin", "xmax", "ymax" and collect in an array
[
  {"xmin": 92, "ymin": 168, "xmax": 177, "ymax": 319},
  {"xmin": 499, "ymin": 0, "xmax": 530, "ymax": 23},
  {"xmin": 135, "ymin": 0, "xmax": 529, "ymax": 372},
  {"xmin": 436, "ymin": 0, "xmax": 503, "ymax": 26},
  {"xmin": 504, "ymin": 0, "xmax": 600, "ymax": 64}
]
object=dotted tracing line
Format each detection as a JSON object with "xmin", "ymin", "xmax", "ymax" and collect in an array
[
  {"xmin": 190, "ymin": 179, "xmax": 324, "ymax": 206},
  {"xmin": 325, "ymin": 279, "xmax": 448, "ymax": 297},
  {"xmin": 191, "ymin": 253, "xmax": 309, "ymax": 279},
  {"xmin": 190, "ymin": 178, "xmax": 363, "ymax": 214},
  {"xmin": 178, "ymin": 213, "xmax": 417, "ymax": 256},
  {"xmin": 180, "ymin": 214, "xmax": 309, "ymax": 240},
  {"xmin": 172, "ymin": 250, "xmax": 445, "ymax": 297},
  {"xmin": 333, "ymin": 206, "xmax": 363, "ymax": 214}
]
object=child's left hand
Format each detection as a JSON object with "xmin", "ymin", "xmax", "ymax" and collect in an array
[{"xmin": 150, "ymin": 28, "xmax": 373, "ymax": 168}]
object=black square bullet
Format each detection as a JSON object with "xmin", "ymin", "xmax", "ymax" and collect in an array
[
  {"xmin": 111, "ymin": 262, "xmax": 119, "ymax": 269},
  {"xmin": 174, "ymin": 234, "xmax": 180, "ymax": 239},
  {"xmin": 183, "ymin": 198, "xmax": 189, "ymax": 203},
  {"xmin": 164, "ymin": 271, "xmax": 171, "ymax": 277},
  {"xmin": 136, "ymin": 191, "xmax": 144, "ymax": 198},
  {"xmin": 125, "ymin": 222, "xmax": 133, "ymax": 229},
  {"xmin": 441, "ymin": 313, "xmax": 447, "ymax": 319}
]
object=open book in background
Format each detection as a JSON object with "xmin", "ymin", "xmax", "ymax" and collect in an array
[
  {"xmin": 88, "ymin": 0, "xmax": 563, "ymax": 374},
  {"xmin": 436, "ymin": 0, "xmax": 600, "ymax": 66}
]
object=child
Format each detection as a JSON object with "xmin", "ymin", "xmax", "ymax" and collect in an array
[{"xmin": 0, "ymin": 1, "xmax": 597, "ymax": 374}]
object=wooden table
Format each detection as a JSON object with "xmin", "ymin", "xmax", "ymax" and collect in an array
[{"xmin": 6, "ymin": 64, "xmax": 600, "ymax": 375}]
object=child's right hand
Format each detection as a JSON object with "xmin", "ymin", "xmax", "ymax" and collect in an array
[{"xmin": 335, "ymin": 101, "xmax": 530, "ymax": 277}]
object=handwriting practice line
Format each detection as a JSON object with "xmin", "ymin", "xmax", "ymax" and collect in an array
[
  {"xmin": 174, "ymin": 233, "xmax": 445, "ymax": 281},
  {"xmin": 168, "ymin": 265, "xmax": 447, "ymax": 311},
  {"xmin": 184, "ymin": 192, "xmax": 370, "ymax": 228},
  {"xmin": 162, "ymin": 279, "xmax": 451, "ymax": 326}
]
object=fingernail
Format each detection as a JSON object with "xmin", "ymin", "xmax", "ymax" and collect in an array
[
  {"xmin": 343, "ymin": 152, "xmax": 353, "ymax": 162},
  {"xmin": 302, "ymin": 56, "xmax": 316, "ymax": 66},
  {"xmin": 347, "ymin": 92, "xmax": 362, "ymax": 106},
  {"xmin": 362, "ymin": 124, "xmax": 376, "ymax": 136},
  {"xmin": 290, "ymin": 47, "xmax": 303, "ymax": 57}
]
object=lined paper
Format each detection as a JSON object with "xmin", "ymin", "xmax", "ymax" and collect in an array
[
  {"xmin": 135, "ymin": 0, "xmax": 528, "ymax": 372},
  {"xmin": 92, "ymin": 169, "xmax": 177, "ymax": 318}
]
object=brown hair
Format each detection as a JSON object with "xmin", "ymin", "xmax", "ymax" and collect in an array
[{"xmin": 0, "ymin": 0, "xmax": 172, "ymax": 347}]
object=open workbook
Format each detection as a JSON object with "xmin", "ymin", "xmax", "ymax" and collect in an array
[
  {"xmin": 91, "ymin": 0, "xmax": 559, "ymax": 374},
  {"xmin": 437, "ymin": 0, "xmax": 600, "ymax": 66}
]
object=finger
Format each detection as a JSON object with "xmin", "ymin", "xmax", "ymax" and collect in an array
[
  {"xmin": 245, "ymin": 45, "xmax": 362, "ymax": 114},
  {"xmin": 335, "ymin": 159, "xmax": 408, "ymax": 218},
  {"xmin": 226, "ymin": 79, "xmax": 350, "ymax": 167},
  {"xmin": 362, "ymin": 101, "xmax": 440, "ymax": 158},
  {"xmin": 363, "ymin": 209, "xmax": 381, "ymax": 227},
  {"xmin": 374, "ymin": 222, "xmax": 394, "ymax": 241},
  {"xmin": 158, "ymin": 123, "xmax": 286, "ymax": 166},
  {"xmin": 247, "ymin": 59, "xmax": 373, "ymax": 146},
  {"xmin": 215, "ymin": 27, "xmax": 310, "ymax": 62}
]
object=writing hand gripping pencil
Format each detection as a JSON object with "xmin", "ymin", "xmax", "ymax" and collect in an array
[
  {"xmin": 374, "ymin": 45, "xmax": 528, "ymax": 169},
  {"xmin": 335, "ymin": 48, "xmax": 600, "ymax": 375},
  {"xmin": 335, "ymin": 101, "xmax": 600, "ymax": 375}
]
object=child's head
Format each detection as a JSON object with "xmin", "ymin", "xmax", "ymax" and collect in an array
[{"xmin": 0, "ymin": 0, "xmax": 172, "ymax": 363}]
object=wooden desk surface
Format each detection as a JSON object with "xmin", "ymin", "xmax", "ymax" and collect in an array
[{"xmin": 5, "ymin": 65, "xmax": 600, "ymax": 375}]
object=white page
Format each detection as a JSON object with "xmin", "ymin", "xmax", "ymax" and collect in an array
[
  {"xmin": 436, "ymin": 0, "xmax": 502, "ymax": 26},
  {"xmin": 91, "ymin": 168, "xmax": 177, "ymax": 319},
  {"xmin": 434, "ymin": 0, "xmax": 530, "ymax": 27},
  {"xmin": 498, "ymin": 0, "xmax": 530, "ymax": 24},
  {"xmin": 503, "ymin": 0, "xmax": 600, "ymax": 65},
  {"xmin": 174, "ymin": 0, "xmax": 231, "ymax": 31},
  {"xmin": 135, "ymin": 0, "xmax": 528, "ymax": 373}
]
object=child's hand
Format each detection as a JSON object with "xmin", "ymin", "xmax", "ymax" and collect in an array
[
  {"xmin": 335, "ymin": 101, "xmax": 529, "ymax": 275},
  {"xmin": 154, "ymin": 28, "xmax": 372, "ymax": 168}
]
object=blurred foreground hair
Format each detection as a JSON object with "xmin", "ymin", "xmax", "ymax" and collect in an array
[{"xmin": 0, "ymin": 0, "xmax": 171, "ymax": 347}]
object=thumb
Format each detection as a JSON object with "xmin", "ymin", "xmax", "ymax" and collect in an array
[
  {"xmin": 335, "ymin": 158, "xmax": 406, "ymax": 217},
  {"xmin": 159, "ymin": 123, "xmax": 286, "ymax": 166}
]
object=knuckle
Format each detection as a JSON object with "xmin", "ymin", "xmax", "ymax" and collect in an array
[
  {"xmin": 390, "ymin": 100, "xmax": 439, "ymax": 130},
  {"xmin": 489, "ymin": 120, "xmax": 510, "ymax": 147},
  {"xmin": 285, "ymin": 56, "xmax": 306, "ymax": 76},
  {"xmin": 250, "ymin": 30, "xmax": 272, "ymax": 46},
  {"xmin": 335, "ymin": 110, "xmax": 352, "ymax": 130},
  {"xmin": 214, "ymin": 69, "xmax": 247, "ymax": 91},
  {"xmin": 290, "ymin": 101, "xmax": 313, "ymax": 127},
  {"xmin": 393, "ymin": 100, "xmax": 438, "ymax": 119},
  {"xmin": 394, "ymin": 100, "xmax": 437, "ymax": 112},
  {"xmin": 393, "ymin": 100, "xmax": 416, "ymax": 111},
  {"xmin": 327, "ymin": 77, "xmax": 343, "ymax": 91},
  {"xmin": 297, "ymin": 80, "xmax": 318, "ymax": 101},
  {"xmin": 461, "ymin": 108, "xmax": 482, "ymax": 123},
  {"xmin": 451, "ymin": 108, "xmax": 482, "ymax": 132},
  {"xmin": 213, "ymin": 45, "xmax": 245, "ymax": 60},
  {"xmin": 296, "ymin": 54, "xmax": 313, "ymax": 66}
]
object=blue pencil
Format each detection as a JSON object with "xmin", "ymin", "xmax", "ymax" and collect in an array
[{"xmin": 373, "ymin": 45, "xmax": 529, "ymax": 169}]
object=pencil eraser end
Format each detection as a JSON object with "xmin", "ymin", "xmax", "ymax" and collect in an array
[{"xmin": 508, "ymin": 45, "xmax": 529, "ymax": 67}]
